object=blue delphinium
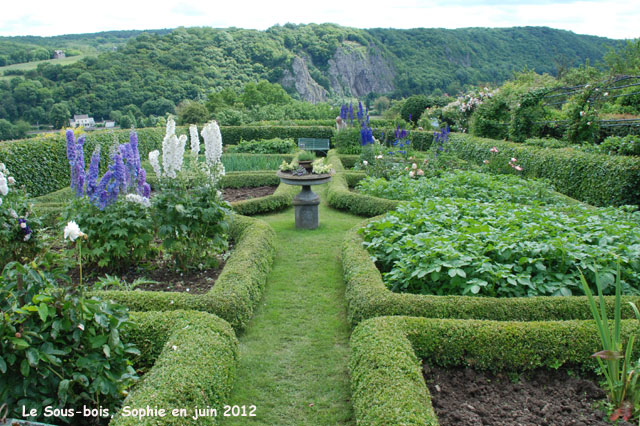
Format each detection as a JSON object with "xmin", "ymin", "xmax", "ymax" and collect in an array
[
  {"xmin": 86, "ymin": 147, "xmax": 101, "ymax": 199},
  {"xmin": 73, "ymin": 136, "xmax": 86, "ymax": 197},
  {"xmin": 340, "ymin": 104, "xmax": 347, "ymax": 121},
  {"xmin": 66, "ymin": 130, "xmax": 77, "ymax": 191},
  {"xmin": 360, "ymin": 123, "xmax": 373, "ymax": 146},
  {"xmin": 433, "ymin": 125, "xmax": 451, "ymax": 156}
]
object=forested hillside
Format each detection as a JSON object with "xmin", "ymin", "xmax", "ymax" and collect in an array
[{"xmin": 0, "ymin": 23, "xmax": 624, "ymax": 131}]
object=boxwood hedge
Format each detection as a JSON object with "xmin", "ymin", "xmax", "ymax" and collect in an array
[
  {"xmin": 112, "ymin": 310, "xmax": 237, "ymax": 426},
  {"xmin": 326, "ymin": 151, "xmax": 400, "ymax": 217},
  {"xmin": 91, "ymin": 214, "xmax": 275, "ymax": 332},
  {"xmin": 449, "ymin": 133, "xmax": 640, "ymax": 207},
  {"xmin": 350, "ymin": 315, "xmax": 640, "ymax": 426},
  {"xmin": 342, "ymin": 218, "xmax": 640, "ymax": 327}
]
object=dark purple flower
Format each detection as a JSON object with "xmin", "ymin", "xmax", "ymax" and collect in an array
[
  {"xmin": 142, "ymin": 182, "xmax": 151, "ymax": 198},
  {"xmin": 113, "ymin": 153, "xmax": 127, "ymax": 193},
  {"xmin": 409, "ymin": 113, "xmax": 412, "ymax": 122},
  {"xmin": 130, "ymin": 130, "xmax": 141, "ymax": 171},
  {"xmin": 86, "ymin": 147, "xmax": 101, "ymax": 199},
  {"xmin": 73, "ymin": 142, "xmax": 85, "ymax": 197},
  {"xmin": 94, "ymin": 170, "xmax": 114, "ymax": 209},
  {"xmin": 137, "ymin": 168, "xmax": 147, "ymax": 195},
  {"xmin": 66, "ymin": 130, "xmax": 76, "ymax": 165}
]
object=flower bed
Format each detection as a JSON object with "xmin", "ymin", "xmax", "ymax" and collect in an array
[{"xmin": 349, "ymin": 315, "xmax": 640, "ymax": 426}]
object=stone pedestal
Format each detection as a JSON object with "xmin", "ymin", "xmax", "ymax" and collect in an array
[
  {"xmin": 276, "ymin": 171, "xmax": 332, "ymax": 230},
  {"xmin": 293, "ymin": 185, "xmax": 321, "ymax": 229}
]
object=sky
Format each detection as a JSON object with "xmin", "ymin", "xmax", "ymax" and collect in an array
[{"xmin": 1, "ymin": 0, "xmax": 638, "ymax": 40}]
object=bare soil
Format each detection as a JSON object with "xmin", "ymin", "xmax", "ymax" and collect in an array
[
  {"xmin": 422, "ymin": 362, "xmax": 633, "ymax": 426},
  {"xmin": 222, "ymin": 185, "xmax": 277, "ymax": 202}
]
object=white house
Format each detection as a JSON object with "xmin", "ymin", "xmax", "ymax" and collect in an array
[
  {"xmin": 69, "ymin": 114, "xmax": 95, "ymax": 128},
  {"xmin": 104, "ymin": 120, "xmax": 116, "ymax": 128},
  {"xmin": 53, "ymin": 50, "xmax": 66, "ymax": 59}
]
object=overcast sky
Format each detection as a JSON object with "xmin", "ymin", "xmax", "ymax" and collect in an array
[{"xmin": 1, "ymin": 0, "xmax": 638, "ymax": 39}]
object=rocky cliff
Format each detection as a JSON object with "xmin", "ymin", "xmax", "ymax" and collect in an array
[{"xmin": 281, "ymin": 41, "xmax": 395, "ymax": 103}]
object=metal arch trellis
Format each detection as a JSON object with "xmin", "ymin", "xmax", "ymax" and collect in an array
[{"xmin": 540, "ymin": 75, "xmax": 640, "ymax": 131}]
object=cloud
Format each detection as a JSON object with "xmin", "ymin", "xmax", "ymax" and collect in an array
[{"xmin": 0, "ymin": 0, "xmax": 638, "ymax": 39}]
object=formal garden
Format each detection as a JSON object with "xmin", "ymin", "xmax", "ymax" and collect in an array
[{"xmin": 1, "ymin": 87, "xmax": 640, "ymax": 426}]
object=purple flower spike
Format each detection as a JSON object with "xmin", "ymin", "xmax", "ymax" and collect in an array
[
  {"xmin": 142, "ymin": 182, "xmax": 151, "ymax": 198},
  {"xmin": 113, "ymin": 153, "xmax": 127, "ymax": 193},
  {"xmin": 137, "ymin": 168, "xmax": 147, "ymax": 195},
  {"xmin": 86, "ymin": 147, "xmax": 101, "ymax": 199},
  {"xmin": 66, "ymin": 130, "xmax": 76, "ymax": 164},
  {"xmin": 74, "ymin": 142, "xmax": 85, "ymax": 197}
]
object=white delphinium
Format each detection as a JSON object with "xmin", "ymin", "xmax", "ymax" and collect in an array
[
  {"xmin": 160, "ymin": 117, "xmax": 186, "ymax": 179},
  {"xmin": 148, "ymin": 150, "xmax": 162, "ymax": 178},
  {"xmin": 189, "ymin": 124, "xmax": 200, "ymax": 157},
  {"xmin": 125, "ymin": 193, "xmax": 151, "ymax": 208},
  {"xmin": 201, "ymin": 120, "xmax": 223, "ymax": 166}
]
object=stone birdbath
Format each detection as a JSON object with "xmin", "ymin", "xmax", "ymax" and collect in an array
[{"xmin": 277, "ymin": 170, "xmax": 332, "ymax": 229}]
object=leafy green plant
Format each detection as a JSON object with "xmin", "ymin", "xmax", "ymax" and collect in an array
[
  {"xmin": 297, "ymin": 150, "xmax": 316, "ymax": 161},
  {"xmin": 92, "ymin": 274, "xmax": 157, "ymax": 291},
  {"xmin": 580, "ymin": 266, "xmax": 640, "ymax": 422},
  {"xmin": 0, "ymin": 261, "xmax": 139, "ymax": 424},
  {"xmin": 598, "ymin": 135, "xmax": 640, "ymax": 156},
  {"xmin": 61, "ymin": 197, "xmax": 155, "ymax": 271},
  {"xmin": 153, "ymin": 182, "xmax": 229, "ymax": 270},
  {"xmin": 357, "ymin": 170, "xmax": 565, "ymax": 205},
  {"xmin": 360, "ymin": 198, "xmax": 640, "ymax": 297}
]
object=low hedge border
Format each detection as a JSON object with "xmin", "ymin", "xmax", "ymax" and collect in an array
[
  {"xmin": 112, "ymin": 310, "xmax": 237, "ymax": 426},
  {"xmin": 343, "ymin": 171, "xmax": 366, "ymax": 188},
  {"xmin": 351, "ymin": 315, "xmax": 640, "ymax": 426},
  {"xmin": 450, "ymin": 133, "xmax": 640, "ymax": 207},
  {"xmin": 342, "ymin": 219, "xmax": 640, "ymax": 327},
  {"xmin": 338, "ymin": 154, "xmax": 359, "ymax": 169},
  {"xmin": 230, "ymin": 180, "xmax": 298, "ymax": 216},
  {"xmin": 91, "ymin": 213, "xmax": 275, "ymax": 332},
  {"xmin": 326, "ymin": 150, "xmax": 400, "ymax": 217}
]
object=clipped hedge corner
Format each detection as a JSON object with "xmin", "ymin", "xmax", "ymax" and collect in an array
[
  {"xmin": 326, "ymin": 150, "xmax": 400, "ymax": 217},
  {"xmin": 350, "ymin": 315, "xmax": 640, "ymax": 426},
  {"xmin": 112, "ymin": 310, "xmax": 237, "ymax": 426}
]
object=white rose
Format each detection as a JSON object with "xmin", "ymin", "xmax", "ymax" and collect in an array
[{"xmin": 64, "ymin": 221, "xmax": 86, "ymax": 242}]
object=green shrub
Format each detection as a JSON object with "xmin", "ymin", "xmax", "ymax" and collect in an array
[
  {"xmin": 220, "ymin": 171, "xmax": 282, "ymax": 188},
  {"xmin": 0, "ymin": 261, "xmax": 139, "ymax": 424},
  {"xmin": 599, "ymin": 135, "xmax": 640, "ymax": 156},
  {"xmin": 226, "ymin": 137, "xmax": 297, "ymax": 154},
  {"xmin": 361, "ymin": 198, "xmax": 640, "ymax": 297},
  {"xmin": 508, "ymin": 89, "xmax": 548, "ymax": 142},
  {"xmin": 334, "ymin": 128, "xmax": 434, "ymax": 154},
  {"xmin": 469, "ymin": 96, "xmax": 510, "ymax": 139},
  {"xmin": 342, "ymin": 219, "xmax": 640, "ymax": 326},
  {"xmin": 114, "ymin": 310, "xmax": 237, "ymax": 426},
  {"xmin": 220, "ymin": 126, "xmax": 333, "ymax": 145},
  {"xmin": 61, "ymin": 197, "xmax": 155, "ymax": 270},
  {"xmin": 91, "ymin": 214, "xmax": 275, "ymax": 332},
  {"xmin": 524, "ymin": 137, "xmax": 571, "ymax": 149},
  {"xmin": 449, "ymin": 133, "xmax": 640, "ymax": 206}
]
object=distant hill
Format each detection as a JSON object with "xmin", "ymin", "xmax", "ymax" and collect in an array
[{"xmin": 0, "ymin": 24, "xmax": 624, "ymax": 126}]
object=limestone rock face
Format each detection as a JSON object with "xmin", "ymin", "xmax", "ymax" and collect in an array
[
  {"xmin": 280, "ymin": 56, "xmax": 328, "ymax": 104},
  {"xmin": 327, "ymin": 44, "xmax": 395, "ymax": 98}
]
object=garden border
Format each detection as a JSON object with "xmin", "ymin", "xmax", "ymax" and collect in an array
[
  {"xmin": 350, "ymin": 315, "xmax": 640, "ymax": 426},
  {"xmin": 342, "ymin": 218, "xmax": 640, "ymax": 327},
  {"xmin": 326, "ymin": 150, "xmax": 400, "ymax": 217},
  {"xmin": 449, "ymin": 133, "xmax": 640, "ymax": 207},
  {"xmin": 92, "ymin": 214, "xmax": 275, "ymax": 332},
  {"xmin": 112, "ymin": 310, "xmax": 237, "ymax": 426}
]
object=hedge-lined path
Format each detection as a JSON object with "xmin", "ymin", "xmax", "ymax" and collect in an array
[{"xmin": 223, "ymin": 184, "xmax": 360, "ymax": 425}]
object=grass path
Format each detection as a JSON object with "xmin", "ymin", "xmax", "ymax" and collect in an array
[{"xmin": 223, "ymin": 184, "xmax": 361, "ymax": 426}]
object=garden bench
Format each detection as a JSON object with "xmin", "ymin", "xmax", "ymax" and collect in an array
[{"xmin": 298, "ymin": 138, "xmax": 330, "ymax": 155}]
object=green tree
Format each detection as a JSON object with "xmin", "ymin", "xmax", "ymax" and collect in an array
[
  {"xmin": 48, "ymin": 103, "xmax": 70, "ymax": 129},
  {"xmin": 177, "ymin": 101, "xmax": 209, "ymax": 125},
  {"xmin": 400, "ymin": 95, "xmax": 430, "ymax": 124}
]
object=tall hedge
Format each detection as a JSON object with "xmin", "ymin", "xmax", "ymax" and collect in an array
[
  {"xmin": 450, "ymin": 133, "xmax": 640, "ymax": 206},
  {"xmin": 219, "ymin": 125, "xmax": 333, "ymax": 145}
]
